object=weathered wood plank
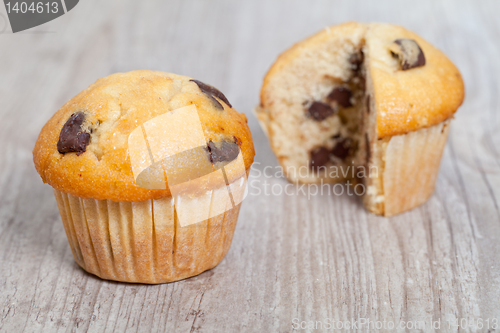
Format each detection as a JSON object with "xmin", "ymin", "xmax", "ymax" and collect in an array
[{"xmin": 1, "ymin": 0, "xmax": 499, "ymax": 332}]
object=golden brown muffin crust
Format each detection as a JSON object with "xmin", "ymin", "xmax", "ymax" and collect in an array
[
  {"xmin": 366, "ymin": 23, "xmax": 464, "ymax": 138},
  {"xmin": 33, "ymin": 70, "xmax": 255, "ymax": 202}
]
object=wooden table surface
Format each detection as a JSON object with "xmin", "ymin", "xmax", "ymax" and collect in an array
[{"xmin": 1, "ymin": 0, "xmax": 499, "ymax": 332}]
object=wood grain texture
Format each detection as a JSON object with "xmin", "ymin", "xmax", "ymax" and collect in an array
[{"xmin": 1, "ymin": 0, "xmax": 499, "ymax": 332}]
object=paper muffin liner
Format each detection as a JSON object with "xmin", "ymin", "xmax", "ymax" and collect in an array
[
  {"xmin": 52, "ymin": 189, "xmax": 242, "ymax": 284},
  {"xmin": 366, "ymin": 119, "xmax": 451, "ymax": 216}
]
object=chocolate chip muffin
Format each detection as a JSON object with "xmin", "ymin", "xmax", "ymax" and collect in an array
[
  {"xmin": 33, "ymin": 70, "xmax": 255, "ymax": 283},
  {"xmin": 255, "ymin": 22, "xmax": 464, "ymax": 216}
]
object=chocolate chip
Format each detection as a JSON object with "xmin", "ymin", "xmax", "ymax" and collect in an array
[
  {"xmin": 331, "ymin": 138, "xmax": 352, "ymax": 159},
  {"xmin": 191, "ymin": 79, "xmax": 232, "ymax": 110},
  {"xmin": 57, "ymin": 112, "xmax": 91, "ymax": 156},
  {"xmin": 328, "ymin": 87, "xmax": 352, "ymax": 108},
  {"xmin": 349, "ymin": 51, "xmax": 364, "ymax": 72},
  {"xmin": 365, "ymin": 134, "xmax": 370, "ymax": 162},
  {"xmin": 309, "ymin": 147, "xmax": 331, "ymax": 170},
  {"xmin": 207, "ymin": 140, "xmax": 239, "ymax": 163},
  {"xmin": 390, "ymin": 39, "xmax": 426, "ymax": 70},
  {"xmin": 366, "ymin": 95, "xmax": 370, "ymax": 114},
  {"xmin": 307, "ymin": 102, "xmax": 335, "ymax": 121}
]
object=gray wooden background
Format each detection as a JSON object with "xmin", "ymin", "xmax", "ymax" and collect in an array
[{"xmin": 1, "ymin": 0, "xmax": 499, "ymax": 332}]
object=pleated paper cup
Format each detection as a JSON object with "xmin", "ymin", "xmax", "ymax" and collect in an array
[
  {"xmin": 364, "ymin": 119, "xmax": 451, "ymax": 216},
  {"xmin": 53, "ymin": 187, "xmax": 243, "ymax": 284}
]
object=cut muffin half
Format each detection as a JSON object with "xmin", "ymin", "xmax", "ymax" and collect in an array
[{"xmin": 255, "ymin": 22, "xmax": 464, "ymax": 216}]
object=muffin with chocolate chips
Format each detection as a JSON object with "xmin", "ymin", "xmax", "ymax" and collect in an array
[
  {"xmin": 33, "ymin": 70, "xmax": 255, "ymax": 283},
  {"xmin": 255, "ymin": 22, "xmax": 464, "ymax": 216}
]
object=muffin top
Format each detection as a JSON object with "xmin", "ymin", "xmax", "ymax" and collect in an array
[
  {"xmin": 260, "ymin": 22, "xmax": 464, "ymax": 138},
  {"xmin": 366, "ymin": 23, "xmax": 464, "ymax": 138},
  {"xmin": 33, "ymin": 70, "xmax": 255, "ymax": 201}
]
